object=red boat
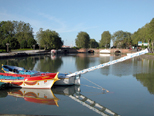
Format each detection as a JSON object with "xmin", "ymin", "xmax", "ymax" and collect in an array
[{"xmin": 0, "ymin": 72, "xmax": 59, "ymax": 89}]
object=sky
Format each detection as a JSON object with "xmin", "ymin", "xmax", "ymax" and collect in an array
[{"xmin": 0, "ymin": 0, "xmax": 154, "ymax": 46}]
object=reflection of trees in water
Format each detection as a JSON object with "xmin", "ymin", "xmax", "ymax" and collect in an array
[
  {"xmin": 134, "ymin": 72, "xmax": 154, "ymax": 94},
  {"xmin": 34, "ymin": 56, "xmax": 63, "ymax": 72},
  {"xmin": 0, "ymin": 56, "xmax": 39, "ymax": 71},
  {"xmin": 111, "ymin": 60, "xmax": 133, "ymax": 77},
  {"xmin": 99, "ymin": 56, "xmax": 111, "ymax": 76},
  {"xmin": 100, "ymin": 57, "xmax": 154, "ymax": 77},
  {"xmin": 133, "ymin": 59, "xmax": 154, "ymax": 94},
  {"xmin": 75, "ymin": 55, "xmax": 90, "ymax": 71}
]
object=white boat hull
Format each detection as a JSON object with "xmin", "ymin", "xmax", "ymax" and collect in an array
[
  {"xmin": 100, "ymin": 49, "xmax": 110, "ymax": 54},
  {"xmin": 2, "ymin": 79, "xmax": 55, "ymax": 89},
  {"xmin": 54, "ymin": 75, "xmax": 80, "ymax": 85}
]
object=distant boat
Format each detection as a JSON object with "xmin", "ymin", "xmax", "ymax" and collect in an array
[
  {"xmin": 99, "ymin": 54, "xmax": 110, "ymax": 57},
  {"xmin": 100, "ymin": 49, "xmax": 110, "ymax": 54}
]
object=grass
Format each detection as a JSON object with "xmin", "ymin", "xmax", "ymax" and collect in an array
[
  {"xmin": 147, "ymin": 53, "xmax": 154, "ymax": 55},
  {"xmin": 0, "ymin": 48, "xmax": 37, "ymax": 53},
  {"xmin": 11, "ymin": 48, "xmax": 34, "ymax": 51},
  {"xmin": 0, "ymin": 49, "xmax": 6, "ymax": 52}
]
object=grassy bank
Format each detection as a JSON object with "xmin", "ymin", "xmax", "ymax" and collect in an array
[{"xmin": 146, "ymin": 53, "xmax": 154, "ymax": 55}]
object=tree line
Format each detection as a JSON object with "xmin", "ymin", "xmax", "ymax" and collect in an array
[
  {"xmin": 0, "ymin": 21, "xmax": 36, "ymax": 49},
  {"xmin": 0, "ymin": 18, "xmax": 154, "ymax": 51},
  {"xmin": 0, "ymin": 21, "xmax": 63, "ymax": 51},
  {"xmin": 76, "ymin": 18, "xmax": 154, "ymax": 51}
]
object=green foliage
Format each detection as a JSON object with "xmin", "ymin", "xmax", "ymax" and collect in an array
[
  {"xmin": 131, "ymin": 18, "xmax": 154, "ymax": 51},
  {"xmin": 36, "ymin": 28, "xmax": 63, "ymax": 49},
  {"xmin": 75, "ymin": 31, "xmax": 90, "ymax": 48},
  {"xmin": 0, "ymin": 20, "xmax": 35, "ymax": 49},
  {"xmin": 27, "ymin": 38, "xmax": 37, "ymax": 48},
  {"xmin": 112, "ymin": 30, "xmax": 132, "ymax": 48},
  {"xmin": 100, "ymin": 31, "xmax": 111, "ymax": 48},
  {"xmin": 90, "ymin": 39, "xmax": 99, "ymax": 48},
  {"xmin": 20, "ymin": 40, "xmax": 27, "ymax": 48},
  {"xmin": 8, "ymin": 37, "xmax": 20, "ymax": 49}
]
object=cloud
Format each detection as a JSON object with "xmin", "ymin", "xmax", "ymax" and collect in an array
[
  {"xmin": 37, "ymin": 12, "xmax": 98, "ymax": 33},
  {"xmin": 0, "ymin": 11, "xmax": 43, "ymax": 34},
  {"xmin": 0, "ymin": 11, "xmax": 98, "ymax": 36}
]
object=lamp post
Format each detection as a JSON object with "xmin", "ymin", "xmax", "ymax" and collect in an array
[
  {"xmin": 6, "ymin": 43, "xmax": 10, "ymax": 52},
  {"xmin": 33, "ymin": 45, "xmax": 35, "ymax": 50}
]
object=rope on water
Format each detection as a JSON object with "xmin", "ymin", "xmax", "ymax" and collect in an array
[{"xmin": 82, "ymin": 76, "xmax": 109, "ymax": 93}]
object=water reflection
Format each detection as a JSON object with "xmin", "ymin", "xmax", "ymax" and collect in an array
[
  {"xmin": 8, "ymin": 88, "xmax": 59, "ymax": 106},
  {"xmin": 0, "ymin": 57, "xmax": 38, "ymax": 71},
  {"xmin": 135, "ymin": 72, "xmax": 154, "ymax": 94},
  {"xmin": 33, "ymin": 56, "xmax": 63, "ymax": 72},
  {"xmin": 75, "ymin": 54, "xmax": 91, "ymax": 70},
  {"xmin": 0, "ymin": 54, "xmax": 154, "ymax": 94},
  {"xmin": 0, "ymin": 86, "xmax": 119, "ymax": 116}
]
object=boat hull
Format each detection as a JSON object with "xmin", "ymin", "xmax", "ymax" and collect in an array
[
  {"xmin": 1, "ymin": 79, "xmax": 55, "ymax": 89},
  {"xmin": 2, "ymin": 65, "xmax": 80, "ymax": 85},
  {"xmin": 0, "ymin": 73, "xmax": 59, "ymax": 89},
  {"xmin": 55, "ymin": 75, "xmax": 80, "ymax": 85}
]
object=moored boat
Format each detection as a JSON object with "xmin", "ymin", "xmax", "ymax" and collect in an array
[
  {"xmin": 0, "ymin": 72, "xmax": 59, "ymax": 89},
  {"xmin": 2, "ymin": 64, "xmax": 81, "ymax": 85},
  {"xmin": 100, "ymin": 49, "xmax": 110, "ymax": 54}
]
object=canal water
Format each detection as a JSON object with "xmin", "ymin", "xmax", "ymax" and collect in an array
[{"xmin": 0, "ymin": 53, "xmax": 154, "ymax": 116}]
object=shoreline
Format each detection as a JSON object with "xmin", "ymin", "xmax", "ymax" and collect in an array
[
  {"xmin": 0, "ymin": 50, "xmax": 153, "ymax": 60},
  {"xmin": 138, "ymin": 54, "xmax": 154, "ymax": 60}
]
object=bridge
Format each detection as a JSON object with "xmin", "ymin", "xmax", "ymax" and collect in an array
[
  {"xmin": 87, "ymin": 48, "xmax": 132, "ymax": 54},
  {"xmin": 66, "ymin": 48, "xmax": 134, "ymax": 54}
]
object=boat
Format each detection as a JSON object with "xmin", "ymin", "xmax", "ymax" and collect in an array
[
  {"xmin": 2, "ymin": 64, "xmax": 81, "ymax": 86},
  {"xmin": 99, "ymin": 49, "xmax": 110, "ymax": 54},
  {"xmin": 0, "ymin": 72, "xmax": 59, "ymax": 89}
]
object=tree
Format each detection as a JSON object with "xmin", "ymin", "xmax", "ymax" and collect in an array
[
  {"xmin": 100, "ymin": 31, "xmax": 111, "ymax": 48},
  {"xmin": 27, "ymin": 38, "xmax": 37, "ymax": 48},
  {"xmin": 15, "ymin": 21, "xmax": 34, "ymax": 48},
  {"xmin": 112, "ymin": 30, "xmax": 132, "ymax": 48},
  {"xmin": 20, "ymin": 40, "xmax": 27, "ymax": 48},
  {"xmin": 90, "ymin": 39, "xmax": 99, "ymax": 48},
  {"xmin": 8, "ymin": 37, "xmax": 20, "ymax": 49},
  {"xmin": 36, "ymin": 28, "xmax": 63, "ymax": 49},
  {"xmin": 0, "ymin": 20, "xmax": 35, "ymax": 49},
  {"xmin": 75, "ymin": 31, "xmax": 90, "ymax": 48},
  {"xmin": 148, "ymin": 18, "xmax": 154, "ymax": 52}
]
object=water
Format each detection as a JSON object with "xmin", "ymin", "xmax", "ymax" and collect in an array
[{"xmin": 0, "ymin": 53, "xmax": 154, "ymax": 116}]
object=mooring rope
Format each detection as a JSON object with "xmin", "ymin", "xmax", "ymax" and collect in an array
[{"xmin": 82, "ymin": 76, "xmax": 109, "ymax": 93}]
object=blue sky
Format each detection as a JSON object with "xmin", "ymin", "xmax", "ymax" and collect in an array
[{"xmin": 0, "ymin": 0, "xmax": 154, "ymax": 46}]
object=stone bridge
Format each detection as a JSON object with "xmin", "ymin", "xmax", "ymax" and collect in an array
[
  {"xmin": 66, "ymin": 48, "xmax": 133, "ymax": 54},
  {"xmin": 87, "ymin": 48, "xmax": 132, "ymax": 54}
]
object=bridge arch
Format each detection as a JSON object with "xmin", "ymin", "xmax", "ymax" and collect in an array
[
  {"xmin": 88, "ymin": 49, "xmax": 94, "ymax": 53},
  {"xmin": 114, "ymin": 50, "xmax": 121, "ymax": 54}
]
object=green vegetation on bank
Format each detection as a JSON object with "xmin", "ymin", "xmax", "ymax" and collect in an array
[{"xmin": 146, "ymin": 53, "xmax": 154, "ymax": 55}]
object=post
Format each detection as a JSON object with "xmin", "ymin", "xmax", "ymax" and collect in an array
[
  {"xmin": 6, "ymin": 43, "xmax": 10, "ymax": 52},
  {"xmin": 33, "ymin": 45, "xmax": 35, "ymax": 50}
]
